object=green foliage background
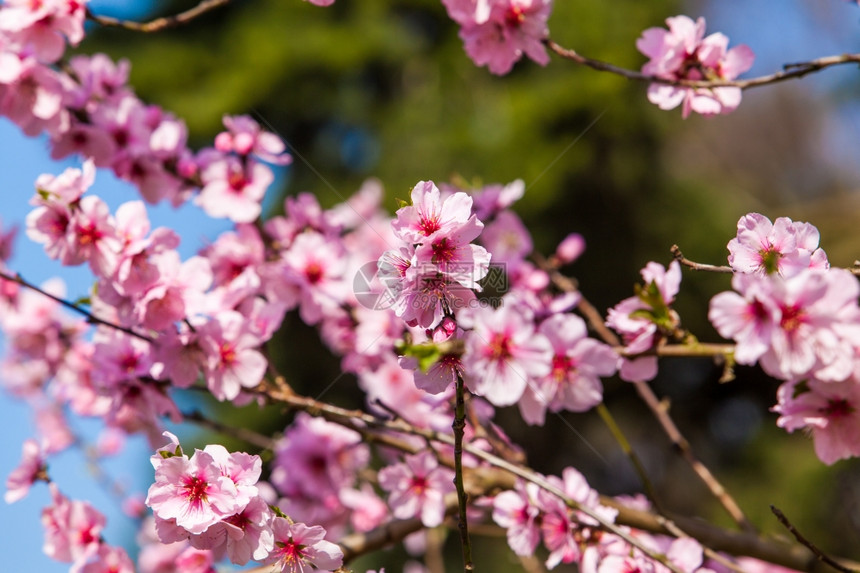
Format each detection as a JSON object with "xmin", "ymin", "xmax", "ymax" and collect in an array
[{"xmin": 83, "ymin": 0, "xmax": 860, "ymax": 568}]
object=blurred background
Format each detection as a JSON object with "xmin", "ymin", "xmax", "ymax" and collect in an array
[{"xmin": 3, "ymin": 0, "xmax": 860, "ymax": 570}]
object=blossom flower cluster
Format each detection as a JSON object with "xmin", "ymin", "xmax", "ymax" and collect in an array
[
  {"xmin": 636, "ymin": 15, "xmax": 755, "ymax": 118},
  {"xmin": 145, "ymin": 433, "xmax": 343, "ymax": 572},
  {"xmin": 0, "ymin": 0, "xmax": 853, "ymax": 571},
  {"xmin": 490, "ymin": 469, "xmax": 787, "ymax": 572},
  {"xmin": 708, "ymin": 213, "xmax": 860, "ymax": 464},
  {"xmin": 604, "ymin": 210, "xmax": 860, "ymax": 466},
  {"xmin": 382, "ymin": 179, "xmax": 619, "ymax": 420},
  {"xmin": 606, "ymin": 260, "xmax": 682, "ymax": 382},
  {"xmin": 441, "ymin": 0, "xmax": 553, "ymax": 75},
  {"xmin": 0, "ymin": 0, "xmax": 289, "ymax": 225}
]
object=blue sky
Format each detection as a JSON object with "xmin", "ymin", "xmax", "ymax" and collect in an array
[{"xmin": 2, "ymin": 1, "xmax": 860, "ymax": 572}]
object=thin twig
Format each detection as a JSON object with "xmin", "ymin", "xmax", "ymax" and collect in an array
[
  {"xmin": 633, "ymin": 380, "xmax": 756, "ymax": 533},
  {"xmin": 86, "ymin": 0, "xmax": 232, "ymax": 33},
  {"xmin": 616, "ymin": 342, "xmax": 735, "ymax": 359},
  {"xmin": 771, "ymin": 506, "xmax": 860, "ymax": 573},
  {"xmin": 596, "ymin": 403, "xmax": 663, "ymax": 513},
  {"xmin": 183, "ymin": 410, "xmax": 276, "ymax": 450},
  {"xmin": 671, "ymin": 245, "xmax": 734, "ymax": 274},
  {"xmin": 453, "ymin": 375, "xmax": 474, "ymax": 571},
  {"xmin": 264, "ymin": 386, "xmax": 685, "ymax": 573},
  {"xmin": 0, "ymin": 269, "xmax": 153, "ymax": 342},
  {"xmin": 252, "ymin": 382, "xmax": 860, "ymax": 571},
  {"xmin": 546, "ymin": 40, "xmax": 860, "ymax": 90}
]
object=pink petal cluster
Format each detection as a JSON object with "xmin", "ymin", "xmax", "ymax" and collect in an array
[
  {"xmin": 606, "ymin": 261, "xmax": 682, "ymax": 381},
  {"xmin": 709, "ymin": 268, "xmax": 860, "ymax": 382},
  {"xmin": 519, "ymin": 313, "xmax": 618, "ymax": 425},
  {"xmin": 442, "ymin": 0, "xmax": 553, "ymax": 75},
  {"xmin": 381, "ymin": 180, "xmax": 491, "ymax": 330},
  {"xmin": 4, "ymin": 438, "xmax": 46, "ymax": 503},
  {"xmin": 378, "ymin": 451, "xmax": 456, "ymax": 527},
  {"xmin": 145, "ymin": 434, "xmax": 277, "ymax": 565},
  {"xmin": 492, "ymin": 467, "xmax": 620, "ymax": 570},
  {"xmin": 269, "ymin": 413, "xmax": 376, "ymax": 536},
  {"xmin": 0, "ymin": 0, "xmax": 290, "ymax": 220},
  {"xmin": 41, "ymin": 484, "xmax": 106, "ymax": 566},
  {"xmin": 266, "ymin": 519, "xmax": 343, "ymax": 573},
  {"xmin": 636, "ymin": 15, "xmax": 754, "ymax": 118},
  {"xmin": 727, "ymin": 213, "xmax": 828, "ymax": 277},
  {"xmin": 773, "ymin": 377, "xmax": 860, "ymax": 465},
  {"xmin": 460, "ymin": 302, "xmax": 552, "ymax": 406}
]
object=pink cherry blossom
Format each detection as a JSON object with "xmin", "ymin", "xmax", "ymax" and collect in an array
[
  {"xmin": 270, "ymin": 412, "xmax": 369, "ymax": 502},
  {"xmin": 378, "ymin": 451, "xmax": 456, "ymax": 527},
  {"xmin": 41, "ymin": 484, "xmax": 106, "ymax": 564},
  {"xmin": 773, "ymin": 378, "xmax": 860, "ymax": 465},
  {"xmin": 461, "ymin": 302, "xmax": 553, "ymax": 406},
  {"xmin": 5, "ymin": 438, "xmax": 45, "ymax": 503},
  {"xmin": 534, "ymin": 467, "xmax": 616, "ymax": 569},
  {"xmin": 136, "ymin": 253, "xmax": 212, "ymax": 331},
  {"xmin": 492, "ymin": 479, "xmax": 542, "ymax": 556},
  {"xmin": 637, "ymin": 15, "xmax": 754, "ymax": 118},
  {"xmin": 518, "ymin": 313, "xmax": 618, "ymax": 425},
  {"xmin": 727, "ymin": 213, "xmax": 827, "ymax": 277},
  {"xmin": 470, "ymin": 179, "xmax": 525, "ymax": 220},
  {"xmin": 0, "ymin": 0, "xmax": 87, "ymax": 63},
  {"xmin": 79, "ymin": 545, "xmax": 136, "ymax": 573},
  {"xmin": 391, "ymin": 180, "xmax": 474, "ymax": 245},
  {"xmin": 414, "ymin": 216, "xmax": 491, "ymax": 289},
  {"xmin": 195, "ymin": 151, "xmax": 274, "ymax": 223},
  {"xmin": 443, "ymin": 0, "xmax": 553, "ymax": 75},
  {"xmin": 267, "ymin": 519, "xmax": 343, "ymax": 573},
  {"xmin": 202, "ymin": 444, "xmax": 262, "ymax": 509},
  {"xmin": 606, "ymin": 261, "xmax": 681, "ymax": 382},
  {"xmin": 279, "ymin": 230, "xmax": 348, "ymax": 325},
  {"xmin": 214, "ymin": 114, "xmax": 291, "ymax": 164},
  {"xmin": 339, "ymin": 485, "xmax": 389, "ymax": 533},
  {"xmin": 145, "ymin": 447, "xmax": 242, "ymax": 535},
  {"xmin": 197, "ymin": 311, "xmax": 267, "ymax": 402},
  {"xmin": 555, "ymin": 233, "xmax": 585, "ymax": 265},
  {"xmin": 709, "ymin": 268, "xmax": 860, "ymax": 382},
  {"xmin": 0, "ymin": 54, "xmax": 69, "ymax": 136},
  {"xmin": 480, "ymin": 210, "xmax": 532, "ymax": 269}
]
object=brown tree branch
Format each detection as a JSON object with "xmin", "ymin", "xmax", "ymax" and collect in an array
[
  {"xmin": 0, "ymin": 269, "xmax": 153, "ymax": 342},
  {"xmin": 671, "ymin": 245, "xmax": 734, "ymax": 274},
  {"xmin": 453, "ymin": 375, "xmax": 474, "ymax": 571},
  {"xmin": 86, "ymin": 0, "xmax": 233, "ymax": 33},
  {"xmin": 540, "ymin": 248, "xmax": 754, "ymax": 532},
  {"xmin": 241, "ymin": 377, "xmax": 860, "ymax": 571},
  {"xmin": 771, "ymin": 506, "xmax": 860, "ymax": 573},
  {"xmin": 546, "ymin": 40, "xmax": 860, "ymax": 91},
  {"xmin": 631, "ymin": 380, "xmax": 756, "ymax": 533},
  {"xmin": 182, "ymin": 410, "xmax": 276, "ymax": 450}
]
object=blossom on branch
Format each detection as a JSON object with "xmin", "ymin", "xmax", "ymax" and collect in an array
[
  {"xmin": 727, "ymin": 212, "xmax": 829, "ymax": 277},
  {"xmin": 709, "ymin": 268, "xmax": 860, "ymax": 382},
  {"xmin": 266, "ymin": 519, "xmax": 343, "ymax": 573},
  {"xmin": 636, "ymin": 15, "xmax": 754, "ymax": 118},
  {"xmin": 606, "ymin": 260, "xmax": 682, "ymax": 382},
  {"xmin": 442, "ymin": 0, "xmax": 553, "ymax": 75},
  {"xmin": 378, "ymin": 451, "xmax": 455, "ymax": 528},
  {"xmin": 773, "ymin": 377, "xmax": 860, "ymax": 465},
  {"xmin": 4, "ymin": 438, "xmax": 45, "ymax": 503}
]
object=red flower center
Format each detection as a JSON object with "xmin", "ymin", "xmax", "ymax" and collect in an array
[
  {"xmin": 505, "ymin": 5, "xmax": 526, "ymax": 27},
  {"xmin": 486, "ymin": 333, "xmax": 512, "ymax": 361},
  {"xmin": 182, "ymin": 475, "xmax": 209, "ymax": 506},
  {"xmin": 822, "ymin": 398, "xmax": 854, "ymax": 419},
  {"xmin": 779, "ymin": 304, "xmax": 806, "ymax": 332}
]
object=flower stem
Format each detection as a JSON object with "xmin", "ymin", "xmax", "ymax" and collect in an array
[{"xmin": 453, "ymin": 375, "xmax": 474, "ymax": 571}]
